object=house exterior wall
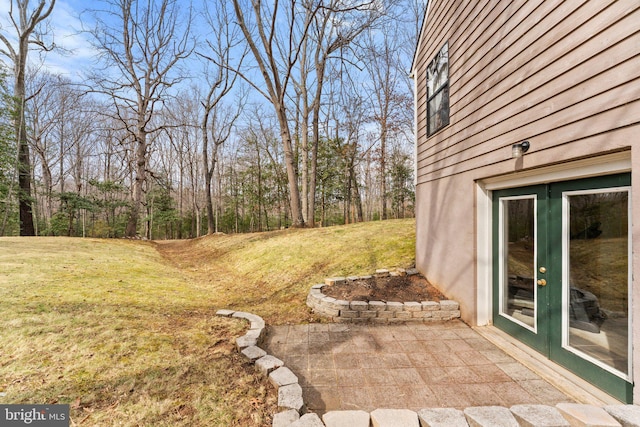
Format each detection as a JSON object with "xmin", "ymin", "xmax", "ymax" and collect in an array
[{"xmin": 412, "ymin": 0, "xmax": 640, "ymax": 327}]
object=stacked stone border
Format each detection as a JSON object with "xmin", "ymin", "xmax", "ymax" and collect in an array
[
  {"xmin": 307, "ymin": 268, "xmax": 461, "ymax": 323},
  {"xmin": 216, "ymin": 309, "xmax": 310, "ymax": 425},
  {"xmin": 217, "ymin": 309, "xmax": 640, "ymax": 427}
]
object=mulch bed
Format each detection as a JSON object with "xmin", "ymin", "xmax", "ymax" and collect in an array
[{"xmin": 322, "ymin": 274, "xmax": 445, "ymax": 302}]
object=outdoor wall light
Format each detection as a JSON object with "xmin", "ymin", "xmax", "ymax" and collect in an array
[{"xmin": 512, "ymin": 140, "xmax": 530, "ymax": 158}]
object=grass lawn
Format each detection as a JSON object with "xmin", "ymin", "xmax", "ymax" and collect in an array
[{"xmin": 0, "ymin": 219, "xmax": 415, "ymax": 426}]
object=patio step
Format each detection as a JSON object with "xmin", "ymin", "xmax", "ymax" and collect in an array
[
  {"xmin": 273, "ymin": 405, "xmax": 636, "ymax": 427},
  {"xmin": 370, "ymin": 409, "xmax": 419, "ymax": 427},
  {"xmin": 322, "ymin": 410, "xmax": 370, "ymax": 427},
  {"xmin": 417, "ymin": 408, "xmax": 468, "ymax": 427},
  {"xmin": 510, "ymin": 404, "xmax": 570, "ymax": 426},
  {"xmin": 556, "ymin": 403, "xmax": 620, "ymax": 427},
  {"xmin": 463, "ymin": 406, "xmax": 519, "ymax": 427}
]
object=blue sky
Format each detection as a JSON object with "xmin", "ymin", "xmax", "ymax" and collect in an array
[
  {"xmin": 0, "ymin": 0, "xmax": 97, "ymax": 79},
  {"xmin": 0, "ymin": 0, "xmax": 422, "ymax": 121},
  {"xmin": 0, "ymin": 0, "xmax": 212, "ymax": 82}
]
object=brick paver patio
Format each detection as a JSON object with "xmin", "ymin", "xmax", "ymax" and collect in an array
[{"xmin": 262, "ymin": 320, "xmax": 574, "ymax": 415}]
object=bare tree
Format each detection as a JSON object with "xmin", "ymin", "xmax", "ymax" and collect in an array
[
  {"xmin": 229, "ymin": 0, "xmax": 321, "ymax": 227},
  {"xmin": 362, "ymin": 27, "xmax": 412, "ymax": 220},
  {"xmin": 199, "ymin": 0, "xmax": 245, "ymax": 234},
  {"xmin": 0, "ymin": 0, "xmax": 56, "ymax": 235},
  {"xmin": 202, "ymin": 95, "xmax": 244, "ymax": 234},
  {"xmin": 231, "ymin": 0, "xmax": 384, "ymax": 228},
  {"xmin": 85, "ymin": 0, "xmax": 193, "ymax": 237},
  {"xmin": 331, "ymin": 80, "xmax": 367, "ymax": 223},
  {"xmin": 27, "ymin": 71, "xmax": 58, "ymax": 225},
  {"xmin": 296, "ymin": 0, "xmax": 383, "ymax": 227},
  {"xmin": 28, "ymin": 73, "xmax": 92, "ymax": 227},
  {"xmin": 160, "ymin": 90, "xmax": 206, "ymax": 238}
]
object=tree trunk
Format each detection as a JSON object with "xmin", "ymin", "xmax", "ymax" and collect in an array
[
  {"xmin": 308, "ymin": 108, "xmax": 321, "ymax": 228},
  {"xmin": 203, "ymin": 115, "xmax": 216, "ymax": 235},
  {"xmin": 300, "ymin": 109, "xmax": 309, "ymax": 224},
  {"xmin": 275, "ymin": 103, "xmax": 304, "ymax": 228},
  {"xmin": 126, "ymin": 133, "xmax": 147, "ymax": 237},
  {"xmin": 380, "ymin": 121, "xmax": 388, "ymax": 220},
  {"xmin": 307, "ymin": 55, "xmax": 328, "ymax": 228},
  {"xmin": 256, "ymin": 141, "xmax": 263, "ymax": 231},
  {"xmin": 177, "ymin": 153, "xmax": 183, "ymax": 240},
  {"xmin": 351, "ymin": 164, "xmax": 364, "ymax": 222},
  {"xmin": 205, "ymin": 169, "xmax": 215, "ymax": 234},
  {"xmin": 35, "ymin": 147, "xmax": 52, "ymax": 226},
  {"xmin": 15, "ymin": 57, "xmax": 35, "ymax": 236}
]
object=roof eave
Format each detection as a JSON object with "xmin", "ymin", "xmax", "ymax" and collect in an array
[{"xmin": 409, "ymin": 0, "xmax": 433, "ymax": 78}]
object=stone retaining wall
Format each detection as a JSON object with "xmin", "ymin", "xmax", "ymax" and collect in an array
[{"xmin": 306, "ymin": 269, "xmax": 461, "ymax": 323}]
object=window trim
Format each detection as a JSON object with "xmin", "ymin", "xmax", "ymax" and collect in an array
[{"xmin": 426, "ymin": 41, "xmax": 450, "ymax": 137}]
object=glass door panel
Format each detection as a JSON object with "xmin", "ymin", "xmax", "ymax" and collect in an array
[
  {"xmin": 493, "ymin": 185, "xmax": 548, "ymax": 354},
  {"xmin": 501, "ymin": 197, "xmax": 537, "ymax": 330},
  {"xmin": 563, "ymin": 189, "xmax": 630, "ymax": 378}
]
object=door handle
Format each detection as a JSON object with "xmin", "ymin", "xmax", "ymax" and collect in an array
[{"xmin": 537, "ymin": 279, "xmax": 547, "ymax": 286}]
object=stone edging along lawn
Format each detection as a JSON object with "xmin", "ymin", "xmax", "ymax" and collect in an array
[
  {"xmin": 306, "ymin": 269, "xmax": 461, "ymax": 323},
  {"xmin": 215, "ymin": 309, "xmax": 311, "ymax": 425}
]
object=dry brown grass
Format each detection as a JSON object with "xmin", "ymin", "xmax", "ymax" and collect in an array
[
  {"xmin": 0, "ymin": 219, "xmax": 416, "ymax": 426},
  {"xmin": 0, "ymin": 238, "xmax": 276, "ymax": 426},
  {"xmin": 155, "ymin": 219, "xmax": 416, "ymax": 324}
]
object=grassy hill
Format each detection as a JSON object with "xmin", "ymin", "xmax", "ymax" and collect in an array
[
  {"xmin": 156, "ymin": 218, "xmax": 416, "ymax": 324},
  {"xmin": 0, "ymin": 219, "xmax": 415, "ymax": 426}
]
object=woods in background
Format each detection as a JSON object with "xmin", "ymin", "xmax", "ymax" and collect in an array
[{"xmin": 0, "ymin": 0, "xmax": 424, "ymax": 239}]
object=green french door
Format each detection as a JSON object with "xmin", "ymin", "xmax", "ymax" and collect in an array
[{"xmin": 493, "ymin": 174, "xmax": 632, "ymax": 402}]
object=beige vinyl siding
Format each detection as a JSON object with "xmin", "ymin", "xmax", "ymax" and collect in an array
[
  {"xmin": 412, "ymin": 0, "xmax": 640, "ymax": 327},
  {"xmin": 415, "ymin": 1, "xmax": 459, "ymax": 129},
  {"xmin": 415, "ymin": 0, "xmax": 512, "ymax": 147},
  {"xmin": 414, "ymin": 0, "xmax": 468, "ymax": 140},
  {"xmin": 425, "ymin": 0, "xmax": 635, "ymax": 163},
  {"xmin": 414, "ymin": 0, "xmax": 640, "ymax": 185}
]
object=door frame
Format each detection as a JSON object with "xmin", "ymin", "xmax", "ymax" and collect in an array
[
  {"xmin": 491, "ymin": 175, "xmax": 632, "ymax": 401},
  {"xmin": 492, "ymin": 186, "xmax": 549, "ymax": 355},
  {"xmin": 477, "ymin": 151, "xmax": 631, "ymax": 325},
  {"xmin": 548, "ymin": 174, "xmax": 633, "ymax": 401},
  {"xmin": 475, "ymin": 151, "xmax": 633, "ymax": 399}
]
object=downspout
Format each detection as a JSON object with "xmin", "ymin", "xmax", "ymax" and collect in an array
[{"xmin": 412, "ymin": 72, "xmax": 418, "ymax": 189}]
